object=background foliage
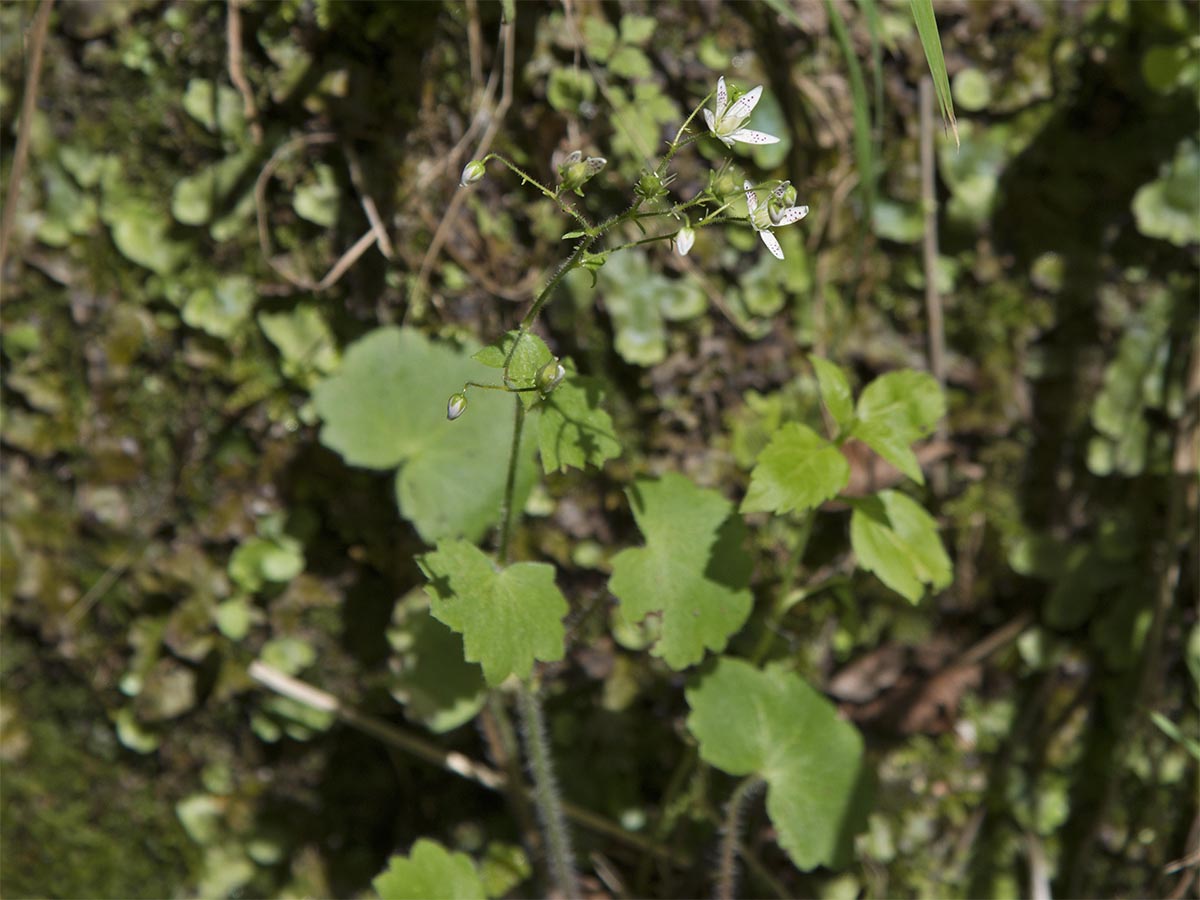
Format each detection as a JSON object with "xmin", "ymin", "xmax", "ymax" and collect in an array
[{"xmin": 1, "ymin": 0, "xmax": 1197, "ymax": 897}]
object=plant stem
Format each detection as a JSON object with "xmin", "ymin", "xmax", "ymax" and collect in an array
[
  {"xmin": 751, "ymin": 513, "xmax": 814, "ymax": 664},
  {"xmin": 497, "ymin": 397, "xmax": 525, "ymax": 563},
  {"xmin": 518, "ymin": 680, "xmax": 580, "ymax": 899},
  {"xmin": 715, "ymin": 775, "xmax": 766, "ymax": 900}
]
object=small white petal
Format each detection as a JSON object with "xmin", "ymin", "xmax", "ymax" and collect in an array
[
  {"xmin": 729, "ymin": 128, "xmax": 781, "ymax": 145},
  {"xmin": 563, "ymin": 149, "xmax": 582, "ymax": 165},
  {"xmin": 676, "ymin": 228, "xmax": 695, "ymax": 256},
  {"xmin": 703, "ymin": 107, "xmax": 716, "ymax": 134},
  {"xmin": 770, "ymin": 182, "xmax": 789, "ymax": 201},
  {"xmin": 743, "ymin": 181, "xmax": 758, "ymax": 214},
  {"xmin": 773, "ymin": 205, "xmax": 810, "ymax": 226},
  {"xmin": 724, "ymin": 84, "xmax": 763, "ymax": 124},
  {"xmin": 716, "ymin": 76, "xmax": 728, "ymax": 117},
  {"xmin": 759, "ymin": 229, "xmax": 784, "ymax": 260}
]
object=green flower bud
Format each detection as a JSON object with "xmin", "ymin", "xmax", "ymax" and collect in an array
[
  {"xmin": 535, "ymin": 358, "xmax": 566, "ymax": 396},
  {"xmin": 557, "ymin": 151, "xmax": 606, "ymax": 196},
  {"xmin": 460, "ymin": 160, "xmax": 486, "ymax": 187},
  {"xmin": 447, "ymin": 392, "xmax": 468, "ymax": 420}
]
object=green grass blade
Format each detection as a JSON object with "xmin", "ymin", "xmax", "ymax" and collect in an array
[
  {"xmin": 822, "ymin": 0, "xmax": 876, "ymax": 216},
  {"xmin": 909, "ymin": 0, "xmax": 959, "ymax": 147},
  {"xmin": 859, "ymin": 0, "xmax": 885, "ymax": 166}
]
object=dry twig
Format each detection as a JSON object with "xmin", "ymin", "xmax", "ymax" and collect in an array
[
  {"xmin": 226, "ymin": 0, "xmax": 262, "ymax": 146},
  {"xmin": 0, "ymin": 0, "xmax": 55, "ymax": 275}
]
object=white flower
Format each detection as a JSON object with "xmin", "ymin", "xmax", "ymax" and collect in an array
[
  {"xmin": 703, "ymin": 76, "xmax": 781, "ymax": 148},
  {"xmin": 675, "ymin": 225, "xmax": 695, "ymax": 256},
  {"xmin": 744, "ymin": 180, "xmax": 809, "ymax": 260}
]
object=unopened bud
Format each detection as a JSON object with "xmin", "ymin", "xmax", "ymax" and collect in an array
[
  {"xmin": 675, "ymin": 226, "xmax": 695, "ymax": 256},
  {"xmin": 535, "ymin": 358, "xmax": 566, "ymax": 396},
  {"xmin": 460, "ymin": 160, "xmax": 486, "ymax": 187},
  {"xmin": 558, "ymin": 151, "xmax": 607, "ymax": 196},
  {"xmin": 447, "ymin": 392, "xmax": 468, "ymax": 420}
]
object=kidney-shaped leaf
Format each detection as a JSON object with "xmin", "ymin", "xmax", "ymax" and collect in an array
[
  {"xmin": 313, "ymin": 327, "xmax": 534, "ymax": 543},
  {"xmin": 373, "ymin": 838, "xmax": 484, "ymax": 900},
  {"xmin": 686, "ymin": 658, "xmax": 869, "ymax": 871},
  {"xmin": 849, "ymin": 490, "xmax": 952, "ymax": 603},
  {"xmin": 608, "ymin": 474, "xmax": 753, "ymax": 669},
  {"xmin": 418, "ymin": 540, "xmax": 567, "ymax": 686}
]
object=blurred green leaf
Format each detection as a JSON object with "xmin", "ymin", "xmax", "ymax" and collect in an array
[
  {"xmin": 182, "ymin": 275, "xmax": 257, "ymax": 339},
  {"xmin": 314, "ymin": 327, "xmax": 535, "ymax": 543},
  {"xmin": 609, "ymin": 474, "xmax": 753, "ymax": 669},
  {"xmin": 850, "ymin": 370, "xmax": 945, "ymax": 484},
  {"xmin": 373, "ymin": 839, "xmax": 484, "ymax": 900},
  {"xmin": 850, "ymin": 490, "xmax": 952, "ymax": 602},
  {"xmin": 182, "ymin": 79, "xmax": 245, "ymax": 138},
  {"xmin": 741, "ymin": 423, "xmax": 849, "ymax": 515},
  {"xmin": 810, "ymin": 356, "xmax": 855, "ymax": 434},
  {"xmin": 1132, "ymin": 138, "xmax": 1200, "ymax": 246},
  {"xmin": 687, "ymin": 658, "xmax": 869, "ymax": 870},
  {"xmin": 388, "ymin": 590, "xmax": 486, "ymax": 733},
  {"xmin": 292, "ymin": 162, "xmax": 340, "ymax": 228}
]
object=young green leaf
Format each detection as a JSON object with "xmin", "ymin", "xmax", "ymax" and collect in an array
[
  {"xmin": 809, "ymin": 355, "xmax": 855, "ymax": 434},
  {"xmin": 608, "ymin": 474, "xmax": 753, "ymax": 669},
  {"xmin": 849, "ymin": 490, "xmax": 952, "ymax": 603},
  {"xmin": 537, "ymin": 372, "xmax": 622, "ymax": 474},
  {"xmin": 740, "ymin": 423, "xmax": 849, "ymax": 515},
  {"xmin": 850, "ymin": 369, "xmax": 945, "ymax": 484},
  {"xmin": 373, "ymin": 838, "xmax": 485, "ymax": 900},
  {"xmin": 418, "ymin": 540, "xmax": 567, "ymax": 686},
  {"xmin": 473, "ymin": 330, "xmax": 554, "ymax": 407},
  {"xmin": 686, "ymin": 658, "xmax": 870, "ymax": 871},
  {"xmin": 313, "ymin": 327, "xmax": 535, "ymax": 543}
]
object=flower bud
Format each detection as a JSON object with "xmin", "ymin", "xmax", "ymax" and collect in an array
[
  {"xmin": 558, "ymin": 152, "xmax": 606, "ymax": 196},
  {"xmin": 535, "ymin": 358, "xmax": 566, "ymax": 396},
  {"xmin": 675, "ymin": 225, "xmax": 695, "ymax": 256},
  {"xmin": 447, "ymin": 392, "xmax": 468, "ymax": 420},
  {"xmin": 460, "ymin": 160, "xmax": 486, "ymax": 187}
]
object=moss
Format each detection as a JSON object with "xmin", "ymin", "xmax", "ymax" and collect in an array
[{"xmin": 0, "ymin": 632, "xmax": 200, "ymax": 899}]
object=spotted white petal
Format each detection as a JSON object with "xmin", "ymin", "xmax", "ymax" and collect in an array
[
  {"xmin": 743, "ymin": 181, "xmax": 758, "ymax": 215},
  {"xmin": 723, "ymin": 85, "xmax": 763, "ymax": 125},
  {"xmin": 758, "ymin": 229, "xmax": 784, "ymax": 260},
  {"xmin": 563, "ymin": 149, "xmax": 582, "ymax": 165},
  {"xmin": 772, "ymin": 204, "xmax": 810, "ymax": 226},
  {"xmin": 770, "ymin": 183, "xmax": 790, "ymax": 201},
  {"xmin": 703, "ymin": 107, "xmax": 717, "ymax": 134},
  {"xmin": 728, "ymin": 128, "xmax": 780, "ymax": 146},
  {"xmin": 716, "ymin": 76, "xmax": 728, "ymax": 117}
]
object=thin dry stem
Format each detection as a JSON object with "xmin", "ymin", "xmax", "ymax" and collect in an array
[
  {"xmin": 226, "ymin": 0, "xmax": 263, "ymax": 146},
  {"xmin": 0, "ymin": 0, "xmax": 55, "ymax": 274}
]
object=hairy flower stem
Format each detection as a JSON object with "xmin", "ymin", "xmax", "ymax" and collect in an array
[
  {"xmin": 716, "ymin": 775, "xmax": 766, "ymax": 900},
  {"xmin": 518, "ymin": 681, "xmax": 580, "ymax": 899},
  {"xmin": 496, "ymin": 398, "xmax": 525, "ymax": 563}
]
